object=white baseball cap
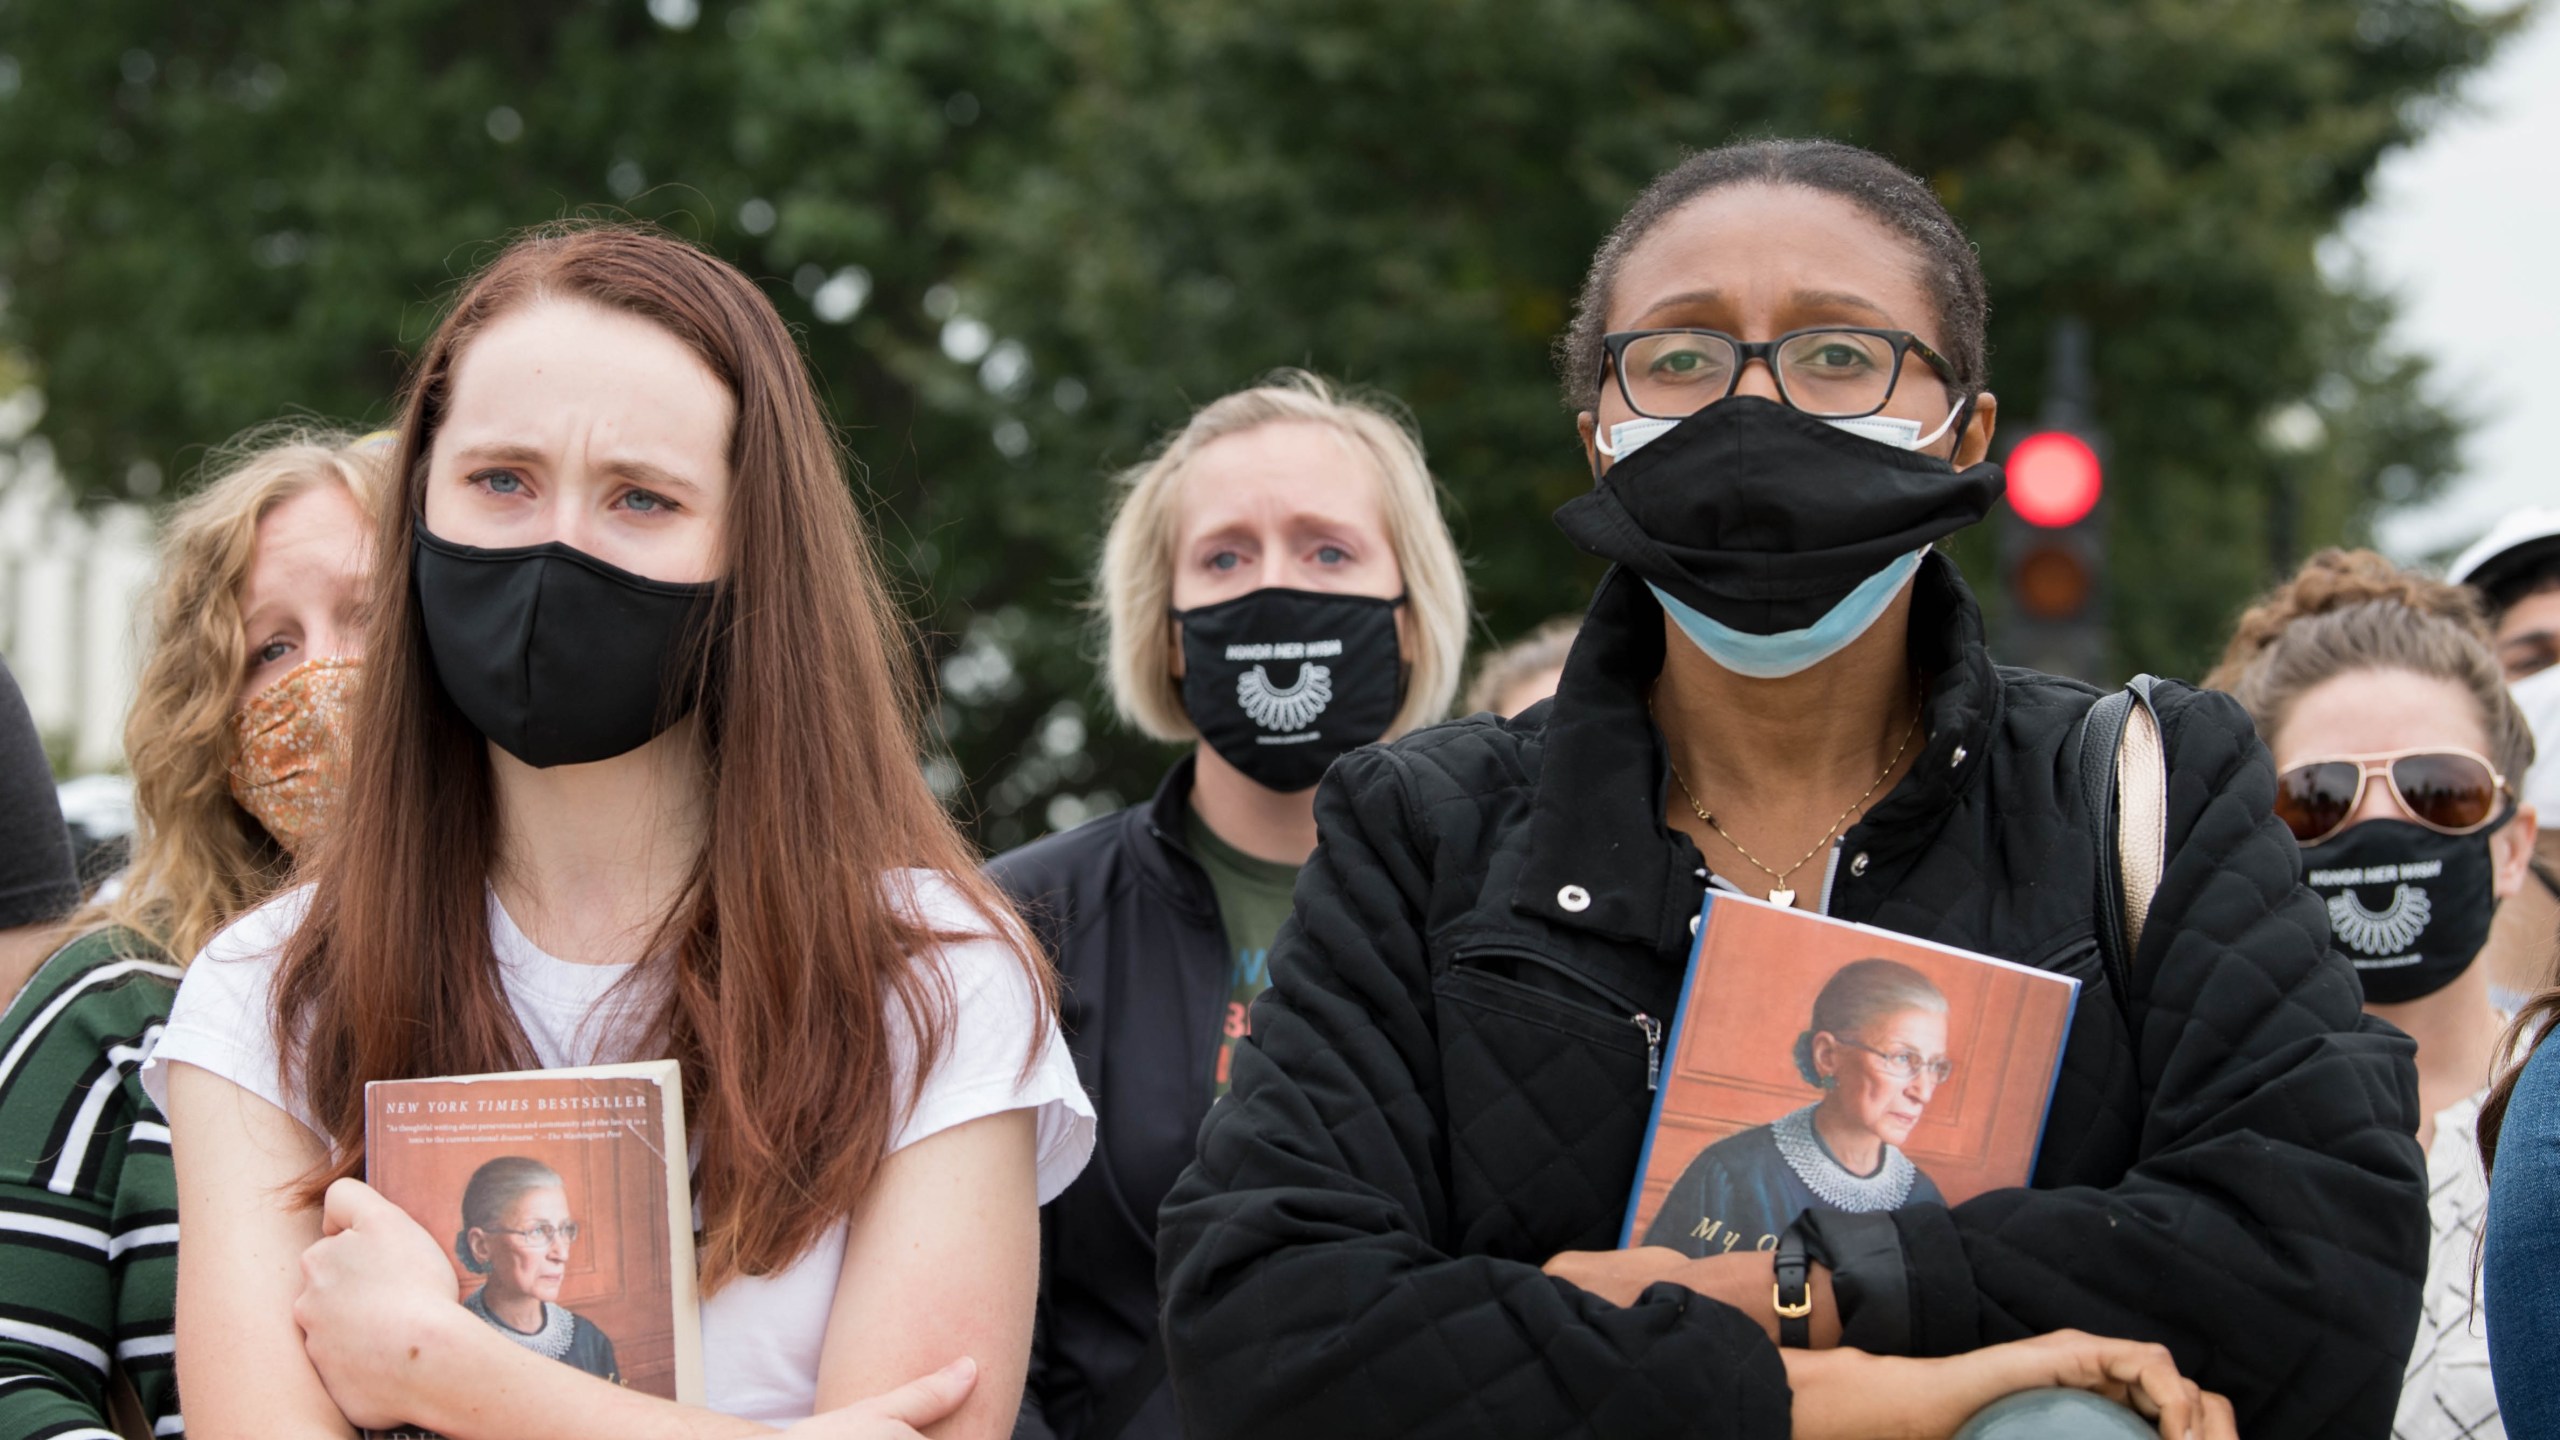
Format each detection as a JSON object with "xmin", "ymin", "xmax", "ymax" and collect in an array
[{"xmin": 2448, "ymin": 508, "xmax": 2560, "ymax": 607}]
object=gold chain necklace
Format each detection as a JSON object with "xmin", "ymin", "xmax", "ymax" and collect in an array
[{"xmin": 1664, "ymin": 695, "xmax": 1923, "ymax": 909}]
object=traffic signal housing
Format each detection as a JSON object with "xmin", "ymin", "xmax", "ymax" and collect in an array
[{"xmin": 1998, "ymin": 426, "xmax": 2107, "ymax": 681}]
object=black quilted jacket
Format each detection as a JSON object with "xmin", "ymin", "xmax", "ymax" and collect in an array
[{"xmin": 1156, "ymin": 557, "xmax": 2427, "ymax": 1440}]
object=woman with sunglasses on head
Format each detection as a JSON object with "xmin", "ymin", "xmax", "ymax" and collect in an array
[
  {"xmin": 1155, "ymin": 138, "xmax": 2420, "ymax": 1440},
  {"xmin": 142, "ymin": 225, "xmax": 1092, "ymax": 1440},
  {"xmin": 2210, "ymin": 548, "xmax": 2532, "ymax": 1440}
]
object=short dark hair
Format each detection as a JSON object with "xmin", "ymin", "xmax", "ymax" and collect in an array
[
  {"xmin": 2484, "ymin": 559, "xmax": 2560, "ymax": 624},
  {"xmin": 1558, "ymin": 138, "xmax": 1990, "ymax": 413}
]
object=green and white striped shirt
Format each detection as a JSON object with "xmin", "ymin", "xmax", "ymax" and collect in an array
[{"xmin": 0, "ymin": 928, "xmax": 182, "ymax": 1440}]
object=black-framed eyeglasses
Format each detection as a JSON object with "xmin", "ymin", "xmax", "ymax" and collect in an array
[
  {"xmin": 1840, "ymin": 1039, "xmax": 1954, "ymax": 1086},
  {"xmin": 1599, "ymin": 326, "xmax": 1958, "ymax": 421}
]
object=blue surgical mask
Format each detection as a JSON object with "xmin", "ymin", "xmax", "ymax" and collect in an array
[
  {"xmin": 1597, "ymin": 400, "xmax": 1965, "ymax": 461},
  {"xmin": 1649, "ymin": 548, "xmax": 1930, "ymax": 679}
]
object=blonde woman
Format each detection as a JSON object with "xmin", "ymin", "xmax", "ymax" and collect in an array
[
  {"xmin": 991, "ymin": 371, "xmax": 1468, "ymax": 1440},
  {"xmin": 0, "ymin": 428, "xmax": 378, "ymax": 1439}
]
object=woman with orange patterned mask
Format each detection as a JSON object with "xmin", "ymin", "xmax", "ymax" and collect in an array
[
  {"xmin": 147, "ymin": 428, "xmax": 380, "ymax": 898},
  {"xmin": 222, "ymin": 440, "xmax": 378, "ymax": 857},
  {"xmin": 0, "ymin": 427, "xmax": 380, "ymax": 1440}
]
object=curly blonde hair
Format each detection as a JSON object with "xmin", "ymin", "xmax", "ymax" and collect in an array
[
  {"xmin": 85, "ymin": 427, "xmax": 382, "ymax": 962},
  {"xmin": 2206, "ymin": 547, "xmax": 2532, "ymax": 784}
]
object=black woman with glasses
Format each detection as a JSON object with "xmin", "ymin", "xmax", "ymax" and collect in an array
[
  {"xmin": 1644, "ymin": 959, "xmax": 1951, "ymax": 1257},
  {"xmin": 1156, "ymin": 137, "xmax": 2418, "ymax": 1440},
  {"xmin": 2211, "ymin": 548, "xmax": 2536, "ymax": 1440}
]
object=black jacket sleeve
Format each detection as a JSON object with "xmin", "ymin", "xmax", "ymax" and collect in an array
[
  {"xmin": 1155, "ymin": 744, "xmax": 1791, "ymax": 1440},
  {"xmin": 1804, "ymin": 683, "xmax": 2427, "ymax": 1440}
]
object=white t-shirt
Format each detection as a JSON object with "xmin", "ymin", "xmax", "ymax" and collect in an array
[
  {"xmin": 2395, "ymin": 1089, "xmax": 2502, "ymax": 1440},
  {"xmin": 140, "ymin": 870, "xmax": 1095, "ymax": 1424}
]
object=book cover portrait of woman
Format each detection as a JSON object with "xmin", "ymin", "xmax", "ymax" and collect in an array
[
  {"xmin": 1644, "ymin": 958, "xmax": 1950, "ymax": 1255},
  {"xmin": 454, "ymin": 1156, "xmax": 621, "ymax": 1384}
]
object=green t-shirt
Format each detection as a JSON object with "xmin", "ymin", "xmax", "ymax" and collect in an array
[{"xmin": 1185, "ymin": 807, "xmax": 1303, "ymax": 1099}]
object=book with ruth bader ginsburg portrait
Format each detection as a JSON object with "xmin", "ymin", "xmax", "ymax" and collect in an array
[
  {"xmin": 359, "ymin": 1059, "xmax": 702, "ymax": 1440},
  {"xmin": 1619, "ymin": 892, "xmax": 2080, "ymax": 1258}
]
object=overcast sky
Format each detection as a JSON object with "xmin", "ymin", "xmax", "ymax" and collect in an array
[{"xmin": 2353, "ymin": 1, "xmax": 2559, "ymax": 562}]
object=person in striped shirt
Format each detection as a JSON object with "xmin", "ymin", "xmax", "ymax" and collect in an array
[{"xmin": 0, "ymin": 431, "xmax": 379, "ymax": 1440}]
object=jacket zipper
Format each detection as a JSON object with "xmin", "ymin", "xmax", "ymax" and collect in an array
[{"xmin": 1453, "ymin": 944, "xmax": 1664, "ymax": 1091}]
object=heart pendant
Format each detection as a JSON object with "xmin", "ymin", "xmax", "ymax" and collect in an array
[{"xmin": 1768, "ymin": 887, "xmax": 1797, "ymax": 908}]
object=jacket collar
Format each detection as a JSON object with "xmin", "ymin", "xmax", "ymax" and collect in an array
[
  {"xmin": 1138, "ymin": 751, "xmax": 1222, "ymax": 921},
  {"xmin": 1513, "ymin": 552, "xmax": 1999, "ymax": 946}
]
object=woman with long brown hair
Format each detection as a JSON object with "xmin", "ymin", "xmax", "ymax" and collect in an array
[
  {"xmin": 0, "ymin": 428, "xmax": 378, "ymax": 1439},
  {"xmin": 143, "ymin": 224, "xmax": 1091, "ymax": 1439}
]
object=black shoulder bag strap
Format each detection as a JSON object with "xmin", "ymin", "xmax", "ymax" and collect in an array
[
  {"xmin": 2078, "ymin": 675, "xmax": 2167, "ymax": 1017},
  {"xmin": 1084, "ymin": 1335, "xmax": 1170, "ymax": 1440}
]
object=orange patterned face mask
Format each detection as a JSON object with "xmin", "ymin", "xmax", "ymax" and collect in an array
[{"xmin": 228, "ymin": 656, "xmax": 360, "ymax": 853}]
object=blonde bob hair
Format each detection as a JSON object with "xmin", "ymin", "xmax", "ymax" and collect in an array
[
  {"xmin": 90, "ymin": 427, "xmax": 383, "ymax": 962},
  {"xmin": 1098, "ymin": 371, "xmax": 1469, "ymax": 745}
]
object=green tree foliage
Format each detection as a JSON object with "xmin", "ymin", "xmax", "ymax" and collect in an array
[{"xmin": 0, "ymin": 0, "xmax": 2508, "ymax": 846}]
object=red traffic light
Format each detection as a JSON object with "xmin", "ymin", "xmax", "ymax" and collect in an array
[{"xmin": 2007, "ymin": 431, "xmax": 2102, "ymax": 528}]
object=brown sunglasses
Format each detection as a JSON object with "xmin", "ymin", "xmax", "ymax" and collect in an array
[{"xmin": 2274, "ymin": 747, "xmax": 2513, "ymax": 846}]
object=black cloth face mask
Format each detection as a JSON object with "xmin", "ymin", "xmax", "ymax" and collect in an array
[
  {"xmin": 1553, "ymin": 395, "xmax": 2004, "ymax": 635},
  {"xmin": 2300, "ymin": 818, "xmax": 2500, "ymax": 1004},
  {"xmin": 414, "ymin": 525, "xmax": 721, "ymax": 769},
  {"xmin": 1173, "ymin": 587, "xmax": 1405, "ymax": 794}
]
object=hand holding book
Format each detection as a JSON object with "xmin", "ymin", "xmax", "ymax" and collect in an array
[
  {"xmin": 297, "ymin": 1177, "xmax": 472, "ymax": 1432},
  {"xmin": 1566, "ymin": 895, "xmax": 2241, "ymax": 1438}
]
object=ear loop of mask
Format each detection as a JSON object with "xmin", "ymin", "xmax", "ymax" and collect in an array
[{"xmin": 1911, "ymin": 395, "xmax": 1974, "ymax": 453}]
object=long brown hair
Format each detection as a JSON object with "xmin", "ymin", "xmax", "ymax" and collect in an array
[
  {"xmin": 2483, "ymin": 1000, "xmax": 2560, "ymax": 1180},
  {"xmin": 90, "ymin": 427, "xmax": 380, "ymax": 962},
  {"xmin": 272, "ymin": 222, "xmax": 1047, "ymax": 1289}
]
